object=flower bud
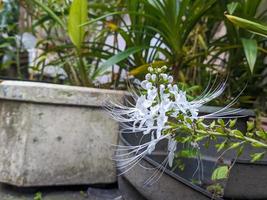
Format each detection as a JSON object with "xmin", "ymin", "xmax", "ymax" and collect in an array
[
  {"xmin": 145, "ymin": 73, "xmax": 151, "ymax": 80},
  {"xmin": 148, "ymin": 67, "xmax": 153, "ymax": 72},
  {"xmin": 168, "ymin": 76, "xmax": 173, "ymax": 83},
  {"xmin": 141, "ymin": 80, "xmax": 148, "ymax": 89},
  {"xmin": 151, "ymin": 74, "xmax": 156, "ymax": 81},
  {"xmin": 161, "ymin": 73, "xmax": 168, "ymax": 80}
]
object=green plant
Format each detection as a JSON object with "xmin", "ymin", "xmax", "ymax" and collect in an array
[
  {"xmin": 0, "ymin": 0, "xmax": 21, "ymax": 77},
  {"xmin": 89, "ymin": 0, "xmax": 217, "ymax": 84},
  {"xmin": 24, "ymin": 0, "xmax": 123, "ymax": 87},
  {"xmin": 34, "ymin": 192, "xmax": 42, "ymax": 200},
  {"xmin": 108, "ymin": 65, "xmax": 267, "ymax": 196},
  {"xmin": 224, "ymin": 2, "xmax": 267, "ymax": 111},
  {"xmin": 85, "ymin": 0, "xmax": 267, "ymax": 109},
  {"xmin": 205, "ymin": 0, "xmax": 267, "ymax": 108}
]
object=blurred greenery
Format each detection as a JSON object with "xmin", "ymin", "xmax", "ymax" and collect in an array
[
  {"xmin": 0, "ymin": 0, "xmax": 266, "ymax": 111},
  {"xmin": 0, "ymin": 0, "xmax": 22, "ymax": 78}
]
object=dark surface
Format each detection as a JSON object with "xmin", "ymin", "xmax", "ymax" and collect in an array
[{"xmin": 0, "ymin": 183, "xmax": 122, "ymax": 200}]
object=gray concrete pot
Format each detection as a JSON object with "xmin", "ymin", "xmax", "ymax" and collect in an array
[
  {"xmin": 118, "ymin": 105, "xmax": 267, "ymax": 200},
  {"xmin": 118, "ymin": 132, "xmax": 223, "ymax": 200},
  {"xmin": 224, "ymin": 159, "xmax": 267, "ymax": 199},
  {"xmin": 0, "ymin": 80, "xmax": 125, "ymax": 187}
]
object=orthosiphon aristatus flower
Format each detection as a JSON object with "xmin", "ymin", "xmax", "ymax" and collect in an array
[{"xmin": 106, "ymin": 66, "xmax": 243, "ymax": 179}]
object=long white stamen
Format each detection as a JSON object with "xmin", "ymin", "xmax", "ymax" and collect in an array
[{"xmin": 106, "ymin": 68, "xmax": 244, "ymax": 185}]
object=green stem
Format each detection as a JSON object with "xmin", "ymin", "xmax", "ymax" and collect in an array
[
  {"xmin": 196, "ymin": 129, "xmax": 267, "ymax": 149},
  {"xmin": 16, "ymin": 43, "xmax": 21, "ymax": 79},
  {"xmin": 77, "ymin": 49, "xmax": 90, "ymax": 87}
]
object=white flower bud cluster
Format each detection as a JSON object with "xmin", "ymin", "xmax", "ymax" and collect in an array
[
  {"xmin": 131, "ymin": 66, "xmax": 200, "ymax": 166},
  {"xmin": 108, "ymin": 65, "xmax": 227, "ymax": 172}
]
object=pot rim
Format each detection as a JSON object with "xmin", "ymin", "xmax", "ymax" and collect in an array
[
  {"xmin": 199, "ymin": 105, "xmax": 255, "ymax": 117},
  {"xmin": 0, "ymin": 80, "xmax": 127, "ymax": 107}
]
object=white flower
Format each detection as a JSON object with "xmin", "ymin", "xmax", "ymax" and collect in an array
[
  {"xmin": 147, "ymin": 87, "xmax": 157, "ymax": 100},
  {"xmin": 168, "ymin": 76, "xmax": 173, "ymax": 83},
  {"xmin": 156, "ymin": 113, "xmax": 168, "ymax": 138},
  {"xmin": 168, "ymin": 138, "xmax": 177, "ymax": 167},
  {"xmin": 191, "ymin": 141, "xmax": 200, "ymax": 149},
  {"xmin": 106, "ymin": 70, "xmax": 239, "ymax": 177},
  {"xmin": 147, "ymin": 134, "xmax": 156, "ymax": 154}
]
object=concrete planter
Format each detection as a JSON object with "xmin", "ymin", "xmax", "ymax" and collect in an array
[
  {"xmin": 118, "ymin": 132, "xmax": 223, "ymax": 200},
  {"xmin": 198, "ymin": 106, "xmax": 257, "ymax": 160},
  {"xmin": 198, "ymin": 107, "xmax": 267, "ymax": 199},
  {"xmin": 118, "ymin": 106, "xmax": 267, "ymax": 200},
  {"xmin": 224, "ymin": 160, "xmax": 267, "ymax": 199},
  {"xmin": 0, "ymin": 80, "xmax": 126, "ymax": 186}
]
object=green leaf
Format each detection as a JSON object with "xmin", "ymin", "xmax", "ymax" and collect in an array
[
  {"xmin": 210, "ymin": 121, "xmax": 216, "ymax": 129},
  {"xmin": 68, "ymin": 0, "xmax": 88, "ymax": 49},
  {"xmin": 176, "ymin": 149, "xmax": 197, "ymax": 158},
  {"xmin": 186, "ymin": 118, "xmax": 192, "ymax": 125},
  {"xmin": 32, "ymin": 0, "xmax": 64, "ymax": 28},
  {"xmin": 216, "ymin": 127, "xmax": 224, "ymax": 134},
  {"xmin": 197, "ymin": 122, "xmax": 205, "ymax": 130},
  {"xmin": 241, "ymin": 38, "xmax": 257, "ymax": 73},
  {"xmin": 216, "ymin": 140, "xmax": 227, "ymax": 152},
  {"xmin": 34, "ymin": 192, "xmax": 42, "ymax": 200},
  {"xmin": 178, "ymin": 114, "xmax": 185, "ymax": 121},
  {"xmin": 229, "ymin": 119, "xmax": 237, "ymax": 128},
  {"xmin": 251, "ymin": 142, "xmax": 263, "ymax": 148},
  {"xmin": 225, "ymin": 14, "xmax": 267, "ymax": 37},
  {"xmin": 251, "ymin": 152, "xmax": 265, "ymax": 162},
  {"xmin": 227, "ymin": 2, "xmax": 239, "ymax": 15},
  {"xmin": 255, "ymin": 131, "xmax": 267, "ymax": 140},
  {"xmin": 93, "ymin": 46, "xmax": 147, "ymax": 78},
  {"xmin": 237, "ymin": 146, "xmax": 244, "ymax": 157},
  {"xmin": 211, "ymin": 166, "xmax": 229, "ymax": 180},
  {"xmin": 195, "ymin": 136, "xmax": 206, "ymax": 142},
  {"xmin": 247, "ymin": 121, "xmax": 254, "ymax": 131},
  {"xmin": 229, "ymin": 142, "xmax": 242, "ymax": 149},
  {"xmin": 232, "ymin": 129, "xmax": 244, "ymax": 137},
  {"xmin": 217, "ymin": 119, "xmax": 225, "ymax": 127},
  {"xmin": 80, "ymin": 11, "xmax": 126, "ymax": 27}
]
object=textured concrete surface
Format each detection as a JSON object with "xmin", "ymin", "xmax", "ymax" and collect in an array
[
  {"xmin": 224, "ymin": 162, "xmax": 267, "ymax": 199},
  {"xmin": 0, "ymin": 184, "xmax": 123, "ymax": 200},
  {"xmin": 0, "ymin": 81, "xmax": 125, "ymax": 107},
  {"xmin": 0, "ymin": 81, "xmax": 126, "ymax": 186}
]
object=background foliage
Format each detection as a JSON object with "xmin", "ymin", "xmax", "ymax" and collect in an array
[{"xmin": 0, "ymin": 0, "xmax": 266, "ymax": 111}]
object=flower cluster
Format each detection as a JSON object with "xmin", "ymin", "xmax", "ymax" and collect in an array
[
  {"xmin": 107, "ymin": 66, "xmax": 235, "ymax": 171},
  {"xmin": 106, "ymin": 65, "xmax": 267, "ymax": 189}
]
